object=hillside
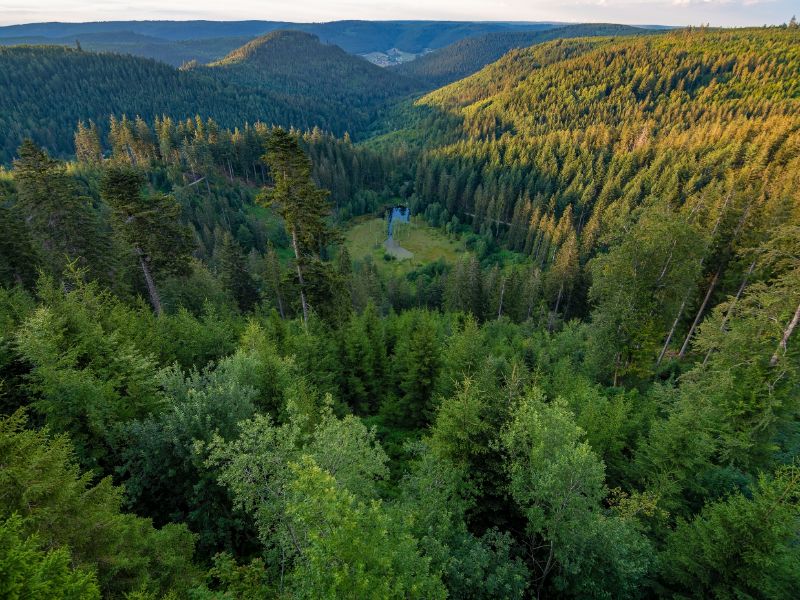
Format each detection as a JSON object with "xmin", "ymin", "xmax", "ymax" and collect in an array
[
  {"xmin": 394, "ymin": 23, "xmax": 653, "ymax": 88},
  {"xmin": 390, "ymin": 28, "xmax": 799, "ymax": 348},
  {"xmin": 0, "ymin": 45, "xmax": 324, "ymax": 162},
  {"xmin": 418, "ymin": 28, "xmax": 799, "ymax": 130},
  {"xmin": 0, "ymin": 33, "xmax": 418, "ymax": 162},
  {"xmin": 201, "ymin": 31, "xmax": 419, "ymax": 136}
]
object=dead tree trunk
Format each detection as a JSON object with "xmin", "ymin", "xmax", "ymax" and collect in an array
[
  {"xmin": 549, "ymin": 283, "xmax": 564, "ymax": 333},
  {"xmin": 657, "ymin": 297, "xmax": 687, "ymax": 366},
  {"xmin": 678, "ymin": 267, "xmax": 722, "ymax": 358},
  {"xmin": 291, "ymin": 228, "xmax": 309, "ymax": 326},
  {"xmin": 137, "ymin": 250, "xmax": 162, "ymax": 315},
  {"xmin": 770, "ymin": 300, "xmax": 800, "ymax": 367},
  {"xmin": 703, "ymin": 258, "xmax": 756, "ymax": 366}
]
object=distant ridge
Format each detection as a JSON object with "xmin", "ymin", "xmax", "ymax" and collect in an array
[{"xmin": 0, "ymin": 20, "xmax": 559, "ymax": 54}]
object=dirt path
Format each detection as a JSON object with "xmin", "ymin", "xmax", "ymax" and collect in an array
[{"xmin": 383, "ymin": 238, "xmax": 413, "ymax": 260}]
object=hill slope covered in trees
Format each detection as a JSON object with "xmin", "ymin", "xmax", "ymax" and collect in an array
[
  {"xmin": 201, "ymin": 31, "xmax": 420, "ymax": 135},
  {"xmin": 0, "ymin": 33, "xmax": 417, "ymax": 162},
  {"xmin": 395, "ymin": 23, "xmax": 653, "ymax": 88},
  {"xmin": 0, "ymin": 45, "xmax": 307, "ymax": 162},
  {"xmin": 392, "ymin": 26, "xmax": 800, "ymax": 376},
  {"xmin": 0, "ymin": 31, "xmax": 254, "ymax": 66}
]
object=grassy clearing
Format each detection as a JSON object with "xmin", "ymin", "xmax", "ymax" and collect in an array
[{"xmin": 345, "ymin": 216, "xmax": 464, "ymax": 275}]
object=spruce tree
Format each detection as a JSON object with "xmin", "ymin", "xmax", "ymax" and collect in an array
[
  {"xmin": 258, "ymin": 128, "xmax": 337, "ymax": 325},
  {"xmin": 100, "ymin": 165, "xmax": 193, "ymax": 314}
]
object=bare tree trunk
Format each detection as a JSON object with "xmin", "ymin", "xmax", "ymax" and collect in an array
[
  {"xmin": 657, "ymin": 297, "xmax": 687, "ymax": 366},
  {"xmin": 291, "ymin": 228, "xmax": 309, "ymax": 326},
  {"xmin": 678, "ymin": 267, "xmax": 721, "ymax": 358},
  {"xmin": 770, "ymin": 300, "xmax": 800, "ymax": 367},
  {"xmin": 548, "ymin": 283, "xmax": 564, "ymax": 333},
  {"xmin": 655, "ymin": 242, "xmax": 676, "ymax": 286},
  {"xmin": 275, "ymin": 288, "xmax": 285, "ymax": 319},
  {"xmin": 137, "ymin": 250, "xmax": 162, "ymax": 315},
  {"xmin": 655, "ymin": 194, "xmax": 735, "ymax": 366},
  {"xmin": 497, "ymin": 278, "xmax": 506, "ymax": 320},
  {"xmin": 703, "ymin": 258, "xmax": 756, "ymax": 366}
]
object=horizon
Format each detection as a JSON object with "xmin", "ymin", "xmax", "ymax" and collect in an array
[{"xmin": 0, "ymin": 1, "xmax": 796, "ymax": 29}]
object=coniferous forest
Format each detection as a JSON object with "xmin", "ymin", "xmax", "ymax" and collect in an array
[{"xmin": 0, "ymin": 17, "xmax": 799, "ymax": 600}]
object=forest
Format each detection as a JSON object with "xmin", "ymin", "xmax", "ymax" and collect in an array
[{"xmin": 1, "ymin": 22, "xmax": 799, "ymax": 600}]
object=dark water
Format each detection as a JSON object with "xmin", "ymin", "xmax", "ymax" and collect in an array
[{"xmin": 387, "ymin": 206, "xmax": 410, "ymax": 239}]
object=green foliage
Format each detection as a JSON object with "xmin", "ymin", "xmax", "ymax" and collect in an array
[
  {"xmin": 502, "ymin": 391, "xmax": 651, "ymax": 598},
  {"xmin": 15, "ymin": 276, "xmax": 162, "ymax": 469},
  {"xmin": 118, "ymin": 357, "xmax": 259, "ymax": 559},
  {"xmin": 587, "ymin": 202, "xmax": 706, "ymax": 383},
  {"xmin": 207, "ymin": 402, "xmax": 388, "ymax": 560},
  {"xmin": 285, "ymin": 456, "xmax": 446, "ymax": 599},
  {"xmin": 338, "ymin": 302, "xmax": 387, "ymax": 413},
  {"xmin": 400, "ymin": 443, "xmax": 529, "ymax": 599},
  {"xmin": 12, "ymin": 141, "xmax": 113, "ymax": 283},
  {"xmin": 658, "ymin": 467, "xmax": 800, "ymax": 599},
  {"xmin": 0, "ymin": 411, "xmax": 199, "ymax": 597},
  {"xmin": 0, "ymin": 513, "xmax": 100, "ymax": 600},
  {"xmin": 383, "ymin": 310, "xmax": 442, "ymax": 429},
  {"xmin": 0, "ymin": 203, "xmax": 39, "ymax": 288}
]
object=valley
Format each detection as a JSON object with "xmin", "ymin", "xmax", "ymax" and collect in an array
[{"xmin": 0, "ymin": 14, "xmax": 799, "ymax": 600}]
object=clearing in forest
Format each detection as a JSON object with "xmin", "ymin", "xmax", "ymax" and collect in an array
[{"xmin": 345, "ymin": 216, "xmax": 462, "ymax": 273}]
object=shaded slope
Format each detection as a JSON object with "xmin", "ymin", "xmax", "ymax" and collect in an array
[
  {"xmin": 0, "ymin": 45, "xmax": 305, "ymax": 162},
  {"xmin": 202, "ymin": 31, "xmax": 420, "ymax": 137},
  {"xmin": 394, "ymin": 23, "xmax": 652, "ymax": 88}
]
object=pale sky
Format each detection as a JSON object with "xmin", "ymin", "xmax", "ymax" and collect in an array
[{"xmin": 0, "ymin": 0, "xmax": 795, "ymax": 28}]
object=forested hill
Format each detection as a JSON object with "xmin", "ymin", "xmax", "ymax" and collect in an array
[
  {"xmin": 0, "ymin": 34, "xmax": 416, "ymax": 163},
  {"xmin": 396, "ymin": 26, "xmax": 799, "ymax": 377},
  {"xmin": 200, "ymin": 31, "xmax": 419, "ymax": 135},
  {"xmin": 0, "ymin": 45, "xmax": 299, "ymax": 162},
  {"xmin": 418, "ymin": 28, "xmax": 799, "ymax": 127},
  {"xmin": 394, "ymin": 23, "xmax": 652, "ymax": 88}
]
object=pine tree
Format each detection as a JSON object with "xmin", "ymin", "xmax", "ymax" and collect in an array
[
  {"xmin": 100, "ymin": 165, "xmax": 194, "ymax": 314},
  {"xmin": 13, "ymin": 140, "xmax": 110, "ymax": 281},
  {"xmin": 258, "ymin": 128, "xmax": 337, "ymax": 325},
  {"xmin": 74, "ymin": 120, "xmax": 102, "ymax": 163},
  {"xmin": 217, "ymin": 233, "xmax": 259, "ymax": 312},
  {"xmin": 0, "ymin": 203, "xmax": 39, "ymax": 288}
]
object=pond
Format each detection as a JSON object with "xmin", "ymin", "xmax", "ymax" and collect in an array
[{"xmin": 387, "ymin": 206, "xmax": 410, "ymax": 239}]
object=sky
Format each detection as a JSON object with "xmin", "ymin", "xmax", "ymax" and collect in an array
[{"xmin": 0, "ymin": 0, "xmax": 796, "ymax": 27}]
